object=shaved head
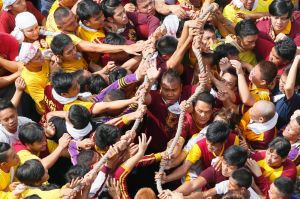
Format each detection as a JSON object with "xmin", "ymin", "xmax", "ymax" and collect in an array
[{"xmin": 254, "ymin": 100, "xmax": 276, "ymax": 121}]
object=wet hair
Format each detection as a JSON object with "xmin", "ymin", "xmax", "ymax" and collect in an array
[
  {"xmin": 103, "ymin": 32, "xmax": 126, "ymax": 45},
  {"xmin": 108, "ymin": 68, "xmax": 127, "ymax": 84},
  {"xmin": 0, "ymin": 98, "xmax": 15, "ymax": 112},
  {"xmin": 50, "ymin": 34, "xmax": 73, "ymax": 56},
  {"xmin": 274, "ymin": 176, "xmax": 294, "ymax": 197},
  {"xmin": 224, "ymin": 145, "xmax": 248, "ymax": 168},
  {"xmin": 235, "ymin": 19, "xmax": 258, "ymax": 38},
  {"xmin": 213, "ymin": 43, "xmax": 239, "ymax": 66},
  {"xmin": 88, "ymin": 74, "xmax": 108, "ymax": 94},
  {"xmin": 231, "ymin": 168, "xmax": 252, "ymax": 189},
  {"xmin": 51, "ymin": 71, "xmax": 74, "ymax": 95},
  {"xmin": 156, "ymin": 36, "xmax": 178, "ymax": 56},
  {"xmin": 206, "ymin": 121, "xmax": 230, "ymax": 144},
  {"xmin": 65, "ymin": 164, "xmax": 89, "ymax": 183},
  {"xmin": 95, "ymin": 124, "xmax": 122, "ymax": 149},
  {"xmin": 54, "ymin": 7, "xmax": 71, "ymax": 24},
  {"xmin": 257, "ymin": 61, "xmax": 278, "ymax": 85},
  {"xmin": 204, "ymin": 23, "xmax": 216, "ymax": 34},
  {"xmin": 0, "ymin": 142, "xmax": 11, "ymax": 163},
  {"xmin": 68, "ymin": 105, "xmax": 91, "ymax": 129},
  {"xmin": 269, "ymin": 0, "xmax": 293, "ymax": 18},
  {"xmin": 161, "ymin": 69, "xmax": 181, "ymax": 85},
  {"xmin": 77, "ymin": 149, "xmax": 95, "ymax": 168},
  {"xmin": 268, "ymin": 137, "xmax": 291, "ymax": 158},
  {"xmin": 76, "ymin": 0, "xmax": 102, "ymax": 22},
  {"xmin": 19, "ymin": 123, "xmax": 44, "ymax": 145},
  {"xmin": 16, "ymin": 159, "xmax": 45, "ymax": 186},
  {"xmin": 103, "ymin": 89, "xmax": 126, "ymax": 102},
  {"xmin": 193, "ymin": 92, "xmax": 215, "ymax": 108},
  {"xmin": 101, "ymin": 0, "xmax": 121, "ymax": 18},
  {"xmin": 274, "ymin": 37, "xmax": 297, "ymax": 62}
]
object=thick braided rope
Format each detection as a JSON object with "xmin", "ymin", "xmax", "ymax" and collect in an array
[{"xmin": 156, "ymin": 4, "xmax": 218, "ymax": 193}]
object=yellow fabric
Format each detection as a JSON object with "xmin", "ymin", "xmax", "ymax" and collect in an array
[
  {"xmin": 61, "ymin": 57, "xmax": 88, "ymax": 73},
  {"xmin": 154, "ymin": 153, "xmax": 162, "ymax": 161},
  {"xmin": 20, "ymin": 188, "xmax": 61, "ymax": 199},
  {"xmin": 17, "ymin": 150, "xmax": 40, "ymax": 165},
  {"xmin": 233, "ymin": 136, "xmax": 240, "ymax": 145},
  {"xmin": 257, "ymin": 159, "xmax": 283, "ymax": 182},
  {"xmin": 223, "ymin": 0, "xmax": 272, "ymax": 24},
  {"xmin": 0, "ymin": 169, "xmax": 11, "ymax": 191},
  {"xmin": 240, "ymin": 111, "xmax": 265, "ymax": 141},
  {"xmin": 21, "ymin": 62, "xmax": 50, "ymax": 114},
  {"xmin": 297, "ymin": 164, "xmax": 300, "ymax": 176},
  {"xmin": 186, "ymin": 144, "xmax": 202, "ymax": 164},
  {"xmin": 63, "ymin": 100, "xmax": 93, "ymax": 111},
  {"xmin": 46, "ymin": 33, "xmax": 82, "ymax": 47},
  {"xmin": 77, "ymin": 26, "xmax": 105, "ymax": 43},
  {"xmin": 47, "ymin": 140, "xmax": 58, "ymax": 153},
  {"xmin": 0, "ymin": 191, "xmax": 15, "ymax": 199},
  {"xmin": 45, "ymin": 0, "xmax": 60, "ymax": 33},
  {"xmin": 249, "ymin": 84, "xmax": 271, "ymax": 102},
  {"xmin": 281, "ymin": 20, "xmax": 292, "ymax": 35},
  {"xmin": 239, "ymin": 51, "xmax": 257, "ymax": 66},
  {"xmin": 0, "ymin": 0, "xmax": 2, "ymax": 10}
]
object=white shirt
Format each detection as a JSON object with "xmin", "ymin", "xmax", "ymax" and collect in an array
[
  {"xmin": 215, "ymin": 180, "xmax": 260, "ymax": 199},
  {"xmin": 0, "ymin": 116, "xmax": 33, "ymax": 145}
]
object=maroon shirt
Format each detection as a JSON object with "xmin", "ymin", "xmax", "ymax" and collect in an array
[{"xmin": 200, "ymin": 166, "xmax": 228, "ymax": 190}]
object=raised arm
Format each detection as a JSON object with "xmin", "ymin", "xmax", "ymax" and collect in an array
[
  {"xmin": 284, "ymin": 55, "xmax": 300, "ymax": 99},
  {"xmin": 10, "ymin": 77, "xmax": 25, "ymax": 108}
]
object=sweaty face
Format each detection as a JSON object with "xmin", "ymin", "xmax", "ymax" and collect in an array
[
  {"xmin": 160, "ymin": 79, "xmax": 182, "ymax": 105},
  {"xmin": 206, "ymin": 140, "xmax": 223, "ymax": 153},
  {"xmin": 221, "ymin": 160, "xmax": 238, "ymax": 177},
  {"xmin": 11, "ymin": 0, "xmax": 26, "ymax": 13},
  {"xmin": 192, "ymin": 101, "xmax": 213, "ymax": 126},
  {"xmin": 86, "ymin": 12, "xmax": 105, "ymax": 30},
  {"xmin": 58, "ymin": 12, "xmax": 79, "ymax": 33},
  {"xmin": 201, "ymin": 30, "xmax": 217, "ymax": 53},
  {"xmin": 265, "ymin": 148, "xmax": 284, "ymax": 167},
  {"xmin": 112, "ymin": 5, "xmax": 128, "ymax": 26},
  {"xmin": 23, "ymin": 23, "xmax": 40, "ymax": 42},
  {"xmin": 269, "ymin": 47, "xmax": 284, "ymax": 67},
  {"xmin": 283, "ymin": 119, "xmax": 300, "ymax": 142},
  {"xmin": 249, "ymin": 65, "xmax": 263, "ymax": 86},
  {"xmin": 221, "ymin": 72, "xmax": 238, "ymax": 91},
  {"xmin": 241, "ymin": 0, "xmax": 255, "ymax": 10},
  {"xmin": 239, "ymin": 35, "xmax": 257, "ymax": 51},
  {"xmin": 29, "ymin": 137, "xmax": 47, "ymax": 153},
  {"xmin": 137, "ymin": 0, "xmax": 155, "ymax": 15},
  {"xmin": 270, "ymin": 13, "xmax": 290, "ymax": 33},
  {"xmin": 62, "ymin": 43, "xmax": 78, "ymax": 61},
  {"xmin": 0, "ymin": 108, "xmax": 18, "ymax": 133}
]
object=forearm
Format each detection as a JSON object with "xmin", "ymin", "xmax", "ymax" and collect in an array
[
  {"xmin": 238, "ymin": 73, "xmax": 254, "ymax": 105},
  {"xmin": 247, "ymin": 12, "xmax": 268, "ymax": 20},
  {"xmin": 176, "ymin": 181, "xmax": 197, "ymax": 195},
  {"xmin": 123, "ymin": 152, "xmax": 144, "ymax": 172},
  {"xmin": 169, "ymin": 152, "xmax": 187, "ymax": 169},
  {"xmin": 11, "ymin": 90, "xmax": 23, "ymax": 108},
  {"xmin": 0, "ymin": 73, "xmax": 19, "ymax": 88},
  {"xmin": 0, "ymin": 58, "xmax": 20, "ymax": 73},
  {"xmin": 284, "ymin": 57, "xmax": 299, "ymax": 98},
  {"xmin": 121, "ymin": 56, "xmax": 142, "ymax": 71},
  {"xmin": 78, "ymin": 41, "xmax": 125, "ymax": 54},
  {"xmin": 166, "ymin": 164, "xmax": 190, "ymax": 183},
  {"xmin": 92, "ymin": 99, "xmax": 134, "ymax": 115},
  {"xmin": 41, "ymin": 146, "xmax": 64, "ymax": 169},
  {"xmin": 154, "ymin": 0, "xmax": 171, "ymax": 15}
]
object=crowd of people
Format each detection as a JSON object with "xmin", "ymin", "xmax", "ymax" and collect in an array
[{"xmin": 0, "ymin": 0, "xmax": 300, "ymax": 198}]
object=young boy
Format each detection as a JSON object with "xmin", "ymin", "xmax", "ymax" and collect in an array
[
  {"xmin": 175, "ymin": 145, "xmax": 248, "ymax": 195},
  {"xmin": 231, "ymin": 60, "xmax": 278, "ymax": 109},
  {"xmin": 239, "ymin": 100, "xmax": 278, "ymax": 149},
  {"xmin": 50, "ymin": 34, "xmax": 88, "ymax": 73},
  {"xmin": 268, "ymin": 177, "xmax": 295, "ymax": 199}
]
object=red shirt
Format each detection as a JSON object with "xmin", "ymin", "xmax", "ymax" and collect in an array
[
  {"xmin": 200, "ymin": 166, "xmax": 228, "ymax": 190},
  {"xmin": 0, "ymin": 32, "xmax": 19, "ymax": 60},
  {"xmin": 0, "ymin": 1, "xmax": 45, "ymax": 33}
]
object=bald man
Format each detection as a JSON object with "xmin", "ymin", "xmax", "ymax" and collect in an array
[{"xmin": 240, "ymin": 100, "xmax": 278, "ymax": 149}]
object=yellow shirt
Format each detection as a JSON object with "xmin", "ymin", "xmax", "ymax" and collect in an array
[
  {"xmin": 0, "ymin": 169, "xmax": 12, "ymax": 191},
  {"xmin": 249, "ymin": 84, "xmax": 271, "ymax": 102},
  {"xmin": 21, "ymin": 62, "xmax": 50, "ymax": 114},
  {"xmin": 0, "ymin": 191, "xmax": 15, "ymax": 199},
  {"xmin": 45, "ymin": 0, "xmax": 60, "ymax": 33},
  {"xmin": 0, "ymin": 0, "xmax": 2, "ymax": 10},
  {"xmin": 21, "ymin": 188, "xmax": 61, "ymax": 199},
  {"xmin": 77, "ymin": 25, "xmax": 105, "ymax": 43},
  {"xmin": 61, "ymin": 56, "xmax": 88, "ymax": 73},
  {"xmin": 63, "ymin": 100, "xmax": 93, "ymax": 111},
  {"xmin": 223, "ymin": 0, "xmax": 272, "ymax": 24}
]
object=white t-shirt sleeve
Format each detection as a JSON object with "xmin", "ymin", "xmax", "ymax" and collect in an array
[
  {"xmin": 215, "ymin": 180, "xmax": 229, "ymax": 195},
  {"xmin": 89, "ymin": 171, "xmax": 107, "ymax": 198},
  {"xmin": 249, "ymin": 187, "xmax": 260, "ymax": 199}
]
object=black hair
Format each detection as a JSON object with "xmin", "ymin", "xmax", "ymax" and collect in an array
[
  {"xmin": 206, "ymin": 121, "xmax": 230, "ymax": 144},
  {"xmin": 193, "ymin": 92, "xmax": 215, "ymax": 108},
  {"xmin": 101, "ymin": 0, "xmax": 121, "ymax": 18},
  {"xmin": 16, "ymin": 159, "xmax": 45, "ymax": 186},
  {"xmin": 0, "ymin": 142, "xmax": 10, "ymax": 163},
  {"xmin": 71, "ymin": 70, "xmax": 88, "ymax": 93},
  {"xmin": 65, "ymin": 164, "xmax": 89, "ymax": 183},
  {"xmin": 283, "ymin": 66, "xmax": 300, "ymax": 87},
  {"xmin": 103, "ymin": 32, "xmax": 126, "ymax": 45},
  {"xmin": 257, "ymin": 61, "xmax": 278, "ymax": 85},
  {"xmin": 268, "ymin": 137, "xmax": 291, "ymax": 158},
  {"xmin": 77, "ymin": 149, "xmax": 95, "ymax": 167},
  {"xmin": 0, "ymin": 98, "xmax": 15, "ymax": 112},
  {"xmin": 224, "ymin": 145, "xmax": 248, "ymax": 168},
  {"xmin": 221, "ymin": 190, "xmax": 249, "ymax": 199},
  {"xmin": 88, "ymin": 74, "xmax": 108, "ymax": 94},
  {"xmin": 275, "ymin": 37, "xmax": 297, "ymax": 62},
  {"xmin": 54, "ymin": 7, "xmax": 71, "ymax": 24},
  {"xmin": 156, "ymin": 36, "xmax": 178, "ymax": 56},
  {"xmin": 24, "ymin": 195, "xmax": 42, "ymax": 199},
  {"xmin": 204, "ymin": 23, "xmax": 216, "ymax": 34},
  {"xmin": 68, "ymin": 105, "xmax": 91, "ymax": 129},
  {"xmin": 224, "ymin": 67, "xmax": 238, "ymax": 78},
  {"xmin": 231, "ymin": 168, "xmax": 252, "ymax": 189},
  {"xmin": 108, "ymin": 68, "xmax": 127, "ymax": 84},
  {"xmin": 213, "ymin": 43, "xmax": 239, "ymax": 66},
  {"xmin": 274, "ymin": 176, "xmax": 294, "ymax": 197},
  {"xmin": 50, "ymin": 34, "xmax": 73, "ymax": 56},
  {"xmin": 269, "ymin": 0, "xmax": 293, "ymax": 18},
  {"xmin": 235, "ymin": 19, "xmax": 259, "ymax": 38},
  {"xmin": 51, "ymin": 71, "xmax": 74, "ymax": 95},
  {"xmin": 161, "ymin": 69, "xmax": 182, "ymax": 85},
  {"xmin": 103, "ymin": 89, "xmax": 126, "ymax": 102},
  {"xmin": 19, "ymin": 123, "xmax": 45, "ymax": 145},
  {"xmin": 76, "ymin": 0, "xmax": 102, "ymax": 22},
  {"xmin": 95, "ymin": 124, "xmax": 122, "ymax": 149}
]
